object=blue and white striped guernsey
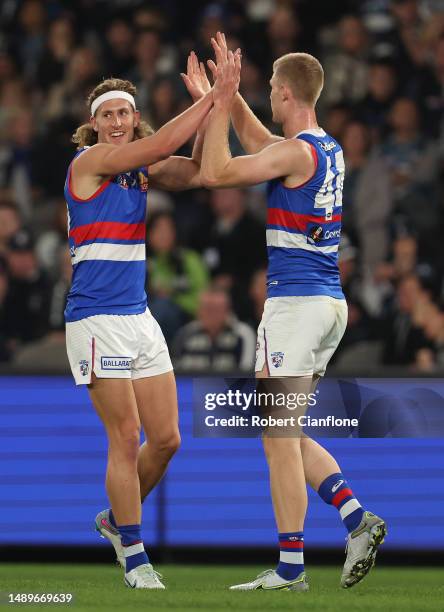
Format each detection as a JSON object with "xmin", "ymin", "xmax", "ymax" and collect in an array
[
  {"xmin": 266, "ymin": 128, "xmax": 345, "ymax": 300},
  {"xmin": 64, "ymin": 148, "xmax": 149, "ymax": 322}
]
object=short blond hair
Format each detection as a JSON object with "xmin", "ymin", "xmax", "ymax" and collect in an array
[
  {"xmin": 72, "ymin": 78, "xmax": 153, "ymax": 149},
  {"xmin": 273, "ymin": 53, "xmax": 324, "ymax": 106}
]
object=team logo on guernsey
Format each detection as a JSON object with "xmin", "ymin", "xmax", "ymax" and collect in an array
[
  {"xmin": 79, "ymin": 360, "xmax": 89, "ymax": 376},
  {"xmin": 117, "ymin": 174, "xmax": 129, "ymax": 189},
  {"xmin": 271, "ymin": 351, "xmax": 284, "ymax": 368},
  {"xmin": 320, "ymin": 141, "xmax": 336, "ymax": 152},
  {"xmin": 101, "ymin": 356, "xmax": 132, "ymax": 370},
  {"xmin": 138, "ymin": 171, "xmax": 149, "ymax": 192},
  {"xmin": 308, "ymin": 225, "xmax": 323, "ymax": 244}
]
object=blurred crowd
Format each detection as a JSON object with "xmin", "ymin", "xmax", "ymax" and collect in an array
[{"xmin": 2, "ymin": 0, "xmax": 444, "ymax": 374}]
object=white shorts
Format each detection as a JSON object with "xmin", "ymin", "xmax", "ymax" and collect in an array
[
  {"xmin": 66, "ymin": 309, "xmax": 173, "ymax": 385},
  {"xmin": 255, "ymin": 296, "xmax": 348, "ymax": 377}
]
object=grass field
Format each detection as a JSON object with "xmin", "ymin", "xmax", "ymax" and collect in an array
[{"xmin": 0, "ymin": 564, "xmax": 443, "ymax": 611}]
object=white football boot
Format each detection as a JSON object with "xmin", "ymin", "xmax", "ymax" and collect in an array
[
  {"xmin": 230, "ymin": 569, "xmax": 309, "ymax": 591},
  {"xmin": 94, "ymin": 509, "xmax": 125, "ymax": 568},
  {"xmin": 124, "ymin": 563, "xmax": 165, "ymax": 589},
  {"xmin": 341, "ymin": 511, "xmax": 387, "ymax": 588}
]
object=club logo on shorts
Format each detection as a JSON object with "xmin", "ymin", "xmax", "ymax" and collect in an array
[
  {"xmin": 271, "ymin": 351, "xmax": 284, "ymax": 368},
  {"xmin": 101, "ymin": 356, "xmax": 132, "ymax": 370},
  {"xmin": 79, "ymin": 359, "xmax": 89, "ymax": 376}
]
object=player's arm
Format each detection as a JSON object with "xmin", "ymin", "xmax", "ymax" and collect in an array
[
  {"xmin": 209, "ymin": 33, "xmax": 283, "ymax": 154},
  {"xmin": 148, "ymin": 156, "xmax": 201, "ymax": 191},
  {"xmin": 75, "ymin": 91, "xmax": 213, "ymax": 177},
  {"xmin": 201, "ymin": 128, "xmax": 312, "ymax": 188},
  {"xmin": 146, "ymin": 51, "xmax": 211, "ymax": 192},
  {"xmin": 230, "ymin": 93, "xmax": 283, "ymax": 153},
  {"xmin": 201, "ymin": 49, "xmax": 313, "ymax": 189}
]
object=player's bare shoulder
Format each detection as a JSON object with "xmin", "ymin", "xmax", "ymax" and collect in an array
[
  {"xmin": 271, "ymin": 137, "xmax": 315, "ymax": 188},
  {"xmin": 72, "ymin": 143, "xmax": 116, "ymax": 183}
]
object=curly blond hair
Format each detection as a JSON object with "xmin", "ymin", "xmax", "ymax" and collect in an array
[{"xmin": 72, "ymin": 78, "xmax": 153, "ymax": 149}]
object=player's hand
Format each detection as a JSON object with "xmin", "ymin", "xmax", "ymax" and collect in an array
[
  {"xmin": 210, "ymin": 31, "xmax": 241, "ymax": 107},
  {"xmin": 207, "ymin": 31, "xmax": 241, "ymax": 84},
  {"xmin": 181, "ymin": 51, "xmax": 211, "ymax": 102}
]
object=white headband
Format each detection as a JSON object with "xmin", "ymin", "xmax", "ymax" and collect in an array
[{"xmin": 90, "ymin": 90, "xmax": 136, "ymax": 116}]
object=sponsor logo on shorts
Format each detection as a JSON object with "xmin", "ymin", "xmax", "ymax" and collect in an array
[
  {"xmin": 270, "ymin": 351, "xmax": 284, "ymax": 368},
  {"xmin": 79, "ymin": 359, "xmax": 89, "ymax": 376},
  {"xmin": 101, "ymin": 356, "xmax": 132, "ymax": 370}
]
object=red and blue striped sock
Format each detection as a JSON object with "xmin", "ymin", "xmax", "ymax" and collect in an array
[
  {"xmin": 276, "ymin": 532, "xmax": 304, "ymax": 581},
  {"xmin": 118, "ymin": 524, "xmax": 149, "ymax": 573},
  {"xmin": 318, "ymin": 473, "xmax": 364, "ymax": 533}
]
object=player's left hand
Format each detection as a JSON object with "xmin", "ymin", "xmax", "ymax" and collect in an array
[
  {"xmin": 181, "ymin": 51, "xmax": 211, "ymax": 102},
  {"xmin": 210, "ymin": 32, "xmax": 241, "ymax": 107}
]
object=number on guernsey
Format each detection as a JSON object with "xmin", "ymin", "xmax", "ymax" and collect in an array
[{"xmin": 314, "ymin": 149, "xmax": 345, "ymax": 219}]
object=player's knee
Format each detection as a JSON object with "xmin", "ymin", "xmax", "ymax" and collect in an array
[
  {"xmin": 262, "ymin": 436, "xmax": 301, "ymax": 463},
  {"xmin": 109, "ymin": 422, "xmax": 141, "ymax": 463},
  {"xmin": 152, "ymin": 430, "xmax": 181, "ymax": 459}
]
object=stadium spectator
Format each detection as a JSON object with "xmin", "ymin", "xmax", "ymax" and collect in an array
[
  {"xmin": 147, "ymin": 77, "xmax": 184, "ymax": 129},
  {"xmin": 321, "ymin": 15, "xmax": 370, "ymax": 110},
  {"xmin": 12, "ymin": 0, "xmax": 46, "ymax": 84},
  {"xmin": 147, "ymin": 211, "xmax": 209, "ymax": 343},
  {"xmin": 388, "ymin": 0, "xmax": 429, "ymax": 81},
  {"xmin": 417, "ymin": 35, "xmax": 444, "ymax": 141},
  {"xmin": 200, "ymin": 187, "xmax": 267, "ymax": 316},
  {"xmin": 2, "ymin": 228, "xmax": 50, "ymax": 346},
  {"xmin": 126, "ymin": 28, "xmax": 170, "ymax": 113},
  {"xmin": 382, "ymin": 274, "xmax": 432, "ymax": 365},
  {"xmin": 47, "ymin": 244, "xmax": 72, "ymax": 332},
  {"xmin": 374, "ymin": 97, "xmax": 441, "ymax": 248},
  {"xmin": 244, "ymin": 267, "xmax": 267, "ymax": 329},
  {"xmin": 0, "ymin": 202, "xmax": 21, "ymax": 256},
  {"xmin": 355, "ymin": 59, "xmax": 399, "ymax": 143},
  {"xmin": 172, "ymin": 287, "xmax": 256, "ymax": 373},
  {"xmin": 238, "ymin": 56, "xmax": 271, "ymax": 126},
  {"xmin": 341, "ymin": 120, "xmax": 393, "ymax": 275},
  {"xmin": 322, "ymin": 102, "xmax": 352, "ymax": 142},
  {"xmin": 334, "ymin": 234, "xmax": 375, "ymax": 359},
  {"xmin": 36, "ymin": 15, "xmax": 77, "ymax": 92},
  {"xmin": 424, "ymin": 306, "xmax": 444, "ymax": 367},
  {"xmin": 35, "ymin": 198, "xmax": 68, "ymax": 278},
  {"xmin": 0, "ymin": 258, "xmax": 12, "ymax": 361},
  {"xmin": 46, "ymin": 46, "xmax": 101, "ymax": 124},
  {"xmin": 0, "ymin": 108, "xmax": 38, "ymax": 221},
  {"xmin": 103, "ymin": 18, "xmax": 135, "ymax": 78}
]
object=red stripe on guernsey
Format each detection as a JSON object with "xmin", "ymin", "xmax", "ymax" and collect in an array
[
  {"xmin": 70, "ymin": 222, "xmax": 146, "ymax": 245},
  {"xmin": 68, "ymin": 165, "xmax": 110, "ymax": 202},
  {"xmin": 332, "ymin": 488, "xmax": 353, "ymax": 508},
  {"xmin": 123, "ymin": 540, "xmax": 143, "ymax": 547},
  {"xmin": 279, "ymin": 541, "xmax": 304, "ymax": 549},
  {"xmin": 267, "ymin": 208, "xmax": 342, "ymax": 233}
]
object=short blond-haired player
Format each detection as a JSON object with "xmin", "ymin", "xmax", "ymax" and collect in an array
[
  {"xmin": 199, "ymin": 33, "xmax": 386, "ymax": 591},
  {"xmin": 65, "ymin": 66, "xmax": 231, "ymax": 589}
]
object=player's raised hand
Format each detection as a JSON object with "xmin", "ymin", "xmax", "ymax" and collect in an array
[
  {"xmin": 210, "ymin": 32, "xmax": 241, "ymax": 107},
  {"xmin": 180, "ymin": 51, "xmax": 211, "ymax": 102}
]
